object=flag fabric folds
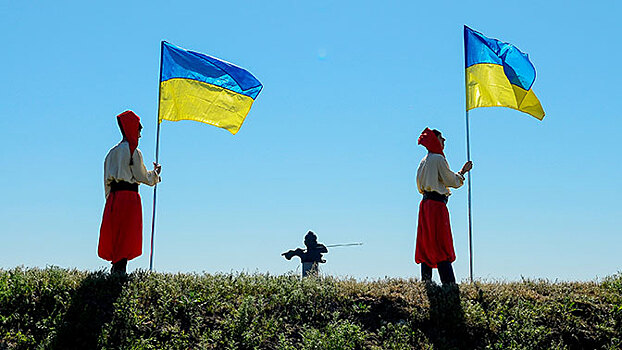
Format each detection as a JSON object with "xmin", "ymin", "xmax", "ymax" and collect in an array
[
  {"xmin": 464, "ymin": 26, "xmax": 545, "ymax": 120},
  {"xmin": 158, "ymin": 41, "xmax": 263, "ymax": 134}
]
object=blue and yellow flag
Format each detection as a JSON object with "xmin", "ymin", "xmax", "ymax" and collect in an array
[
  {"xmin": 158, "ymin": 41, "xmax": 263, "ymax": 134},
  {"xmin": 464, "ymin": 26, "xmax": 544, "ymax": 120}
]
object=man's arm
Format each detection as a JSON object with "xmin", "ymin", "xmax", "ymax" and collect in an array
[
  {"xmin": 130, "ymin": 149, "xmax": 161, "ymax": 186},
  {"xmin": 282, "ymin": 248, "xmax": 304, "ymax": 260},
  {"xmin": 457, "ymin": 161, "xmax": 473, "ymax": 177},
  {"xmin": 438, "ymin": 157, "xmax": 467, "ymax": 189}
]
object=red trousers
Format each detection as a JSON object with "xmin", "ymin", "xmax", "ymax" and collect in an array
[
  {"xmin": 415, "ymin": 199, "xmax": 456, "ymax": 268},
  {"xmin": 98, "ymin": 191, "xmax": 143, "ymax": 263}
]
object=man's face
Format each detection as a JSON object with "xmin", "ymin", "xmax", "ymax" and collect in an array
[{"xmin": 437, "ymin": 134, "xmax": 445, "ymax": 150}]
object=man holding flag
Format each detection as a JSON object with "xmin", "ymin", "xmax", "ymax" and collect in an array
[
  {"xmin": 415, "ymin": 128, "xmax": 472, "ymax": 285},
  {"xmin": 98, "ymin": 111, "xmax": 161, "ymax": 274}
]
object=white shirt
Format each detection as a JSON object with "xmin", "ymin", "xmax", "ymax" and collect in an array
[
  {"xmin": 103, "ymin": 141, "xmax": 160, "ymax": 198},
  {"xmin": 416, "ymin": 153, "xmax": 465, "ymax": 196}
]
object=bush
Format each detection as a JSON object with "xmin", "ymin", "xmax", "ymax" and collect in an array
[{"xmin": 0, "ymin": 267, "xmax": 620, "ymax": 349}]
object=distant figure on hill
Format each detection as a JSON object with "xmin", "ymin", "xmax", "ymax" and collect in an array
[
  {"xmin": 98, "ymin": 111, "xmax": 161, "ymax": 274},
  {"xmin": 282, "ymin": 231, "xmax": 328, "ymax": 277},
  {"xmin": 415, "ymin": 128, "xmax": 472, "ymax": 285}
]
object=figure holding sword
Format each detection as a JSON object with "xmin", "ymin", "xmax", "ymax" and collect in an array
[{"xmin": 282, "ymin": 230, "xmax": 363, "ymax": 277}]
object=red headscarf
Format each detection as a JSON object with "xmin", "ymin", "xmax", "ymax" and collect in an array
[
  {"xmin": 116, "ymin": 111, "xmax": 141, "ymax": 158},
  {"xmin": 418, "ymin": 128, "xmax": 444, "ymax": 156}
]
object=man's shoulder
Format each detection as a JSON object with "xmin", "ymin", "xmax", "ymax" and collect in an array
[
  {"xmin": 421, "ymin": 153, "xmax": 444, "ymax": 164},
  {"xmin": 426, "ymin": 153, "xmax": 445, "ymax": 160},
  {"xmin": 418, "ymin": 153, "xmax": 445, "ymax": 172},
  {"xmin": 106, "ymin": 141, "xmax": 129, "ymax": 158}
]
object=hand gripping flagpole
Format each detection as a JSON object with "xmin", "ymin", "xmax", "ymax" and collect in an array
[{"xmin": 149, "ymin": 41, "xmax": 164, "ymax": 272}]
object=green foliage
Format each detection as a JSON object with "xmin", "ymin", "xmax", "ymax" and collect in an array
[
  {"xmin": 301, "ymin": 320, "xmax": 367, "ymax": 350},
  {"xmin": 0, "ymin": 268, "xmax": 620, "ymax": 349}
]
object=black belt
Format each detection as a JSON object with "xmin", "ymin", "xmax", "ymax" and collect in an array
[
  {"xmin": 110, "ymin": 180, "xmax": 138, "ymax": 193},
  {"xmin": 423, "ymin": 191, "xmax": 448, "ymax": 204}
]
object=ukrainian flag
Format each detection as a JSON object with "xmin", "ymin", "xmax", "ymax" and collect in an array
[
  {"xmin": 158, "ymin": 41, "xmax": 263, "ymax": 134},
  {"xmin": 464, "ymin": 26, "xmax": 545, "ymax": 120}
]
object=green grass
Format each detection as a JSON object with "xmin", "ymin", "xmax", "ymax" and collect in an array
[{"xmin": 0, "ymin": 267, "xmax": 620, "ymax": 349}]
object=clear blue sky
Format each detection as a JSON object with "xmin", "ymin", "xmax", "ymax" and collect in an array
[{"xmin": 1, "ymin": 1, "xmax": 620, "ymax": 282}]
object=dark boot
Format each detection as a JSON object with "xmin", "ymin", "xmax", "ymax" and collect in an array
[
  {"xmin": 437, "ymin": 261, "xmax": 456, "ymax": 285},
  {"xmin": 111, "ymin": 258, "xmax": 127, "ymax": 275},
  {"xmin": 421, "ymin": 263, "xmax": 433, "ymax": 282}
]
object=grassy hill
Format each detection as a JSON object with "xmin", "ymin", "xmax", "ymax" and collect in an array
[{"xmin": 0, "ymin": 267, "xmax": 620, "ymax": 349}]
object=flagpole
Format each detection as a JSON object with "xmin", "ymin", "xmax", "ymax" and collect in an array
[
  {"xmin": 149, "ymin": 41, "xmax": 164, "ymax": 272},
  {"xmin": 465, "ymin": 109, "xmax": 473, "ymax": 283},
  {"xmin": 463, "ymin": 25, "xmax": 474, "ymax": 283}
]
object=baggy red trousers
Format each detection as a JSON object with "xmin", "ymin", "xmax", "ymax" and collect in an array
[
  {"xmin": 98, "ymin": 190, "xmax": 143, "ymax": 263},
  {"xmin": 415, "ymin": 199, "xmax": 456, "ymax": 268}
]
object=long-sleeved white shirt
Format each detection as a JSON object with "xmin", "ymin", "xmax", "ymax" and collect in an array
[
  {"xmin": 103, "ymin": 141, "xmax": 160, "ymax": 198},
  {"xmin": 416, "ymin": 153, "xmax": 464, "ymax": 196}
]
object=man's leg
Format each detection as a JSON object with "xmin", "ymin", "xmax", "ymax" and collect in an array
[
  {"xmin": 118, "ymin": 258, "xmax": 127, "ymax": 274},
  {"xmin": 438, "ymin": 261, "xmax": 456, "ymax": 285},
  {"xmin": 111, "ymin": 258, "xmax": 128, "ymax": 274},
  {"xmin": 421, "ymin": 263, "xmax": 433, "ymax": 281}
]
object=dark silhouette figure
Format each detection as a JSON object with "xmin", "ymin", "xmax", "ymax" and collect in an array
[{"xmin": 282, "ymin": 231, "xmax": 328, "ymax": 277}]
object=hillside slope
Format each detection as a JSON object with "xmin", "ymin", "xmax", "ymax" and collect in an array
[{"xmin": 0, "ymin": 267, "xmax": 620, "ymax": 349}]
